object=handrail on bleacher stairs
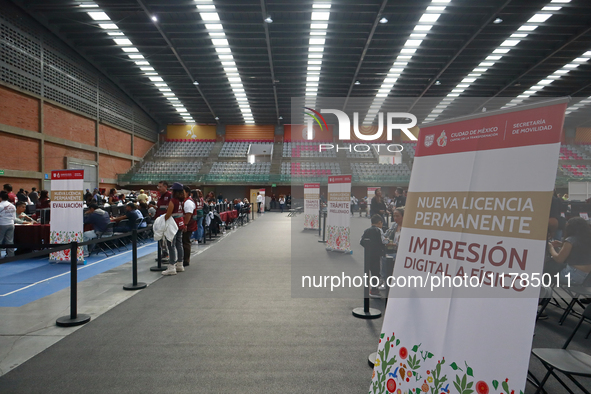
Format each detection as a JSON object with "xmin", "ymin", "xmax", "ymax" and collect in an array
[{"xmin": 0, "ymin": 227, "xmax": 152, "ymax": 327}]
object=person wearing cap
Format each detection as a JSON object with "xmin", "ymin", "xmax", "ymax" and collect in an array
[
  {"xmin": 137, "ymin": 189, "xmax": 148, "ymax": 204},
  {"xmin": 161, "ymin": 182, "xmax": 186, "ymax": 276}
]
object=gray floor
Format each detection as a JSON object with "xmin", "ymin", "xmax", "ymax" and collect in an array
[{"xmin": 0, "ymin": 213, "xmax": 589, "ymax": 393}]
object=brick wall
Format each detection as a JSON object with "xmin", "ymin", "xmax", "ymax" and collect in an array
[
  {"xmin": 0, "ymin": 177, "xmax": 40, "ymax": 192},
  {"xmin": 0, "ymin": 132, "xmax": 40, "ymax": 171},
  {"xmin": 133, "ymin": 136, "xmax": 154, "ymax": 158},
  {"xmin": 99, "ymin": 154, "xmax": 131, "ymax": 179},
  {"xmin": 99, "ymin": 124, "xmax": 132, "ymax": 156},
  {"xmin": 44, "ymin": 142, "xmax": 96, "ymax": 174},
  {"xmin": 0, "ymin": 86, "xmax": 39, "ymax": 132},
  {"xmin": 43, "ymin": 103, "xmax": 96, "ymax": 146}
]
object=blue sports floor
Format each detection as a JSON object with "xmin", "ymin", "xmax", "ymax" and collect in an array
[{"xmin": 0, "ymin": 241, "xmax": 157, "ymax": 307}]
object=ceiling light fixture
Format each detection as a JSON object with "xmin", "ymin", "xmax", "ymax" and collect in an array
[
  {"xmin": 379, "ymin": 17, "xmax": 388, "ymax": 24},
  {"xmin": 151, "ymin": 15, "xmax": 158, "ymax": 22},
  {"xmin": 424, "ymin": 1, "xmax": 566, "ymax": 122},
  {"xmin": 354, "ymin": 80, "xmax": 360, "ymax": 85},
  {"xmin": 264, "ymin": 16, "xmax": 273, "ymax": 23}
]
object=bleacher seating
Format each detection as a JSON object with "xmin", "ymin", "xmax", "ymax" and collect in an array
[
  {"xmin": 219, "ymin": 141, "xmax": 273, "ymax": 157},
  {"xmin": 210, "ymin": 162, "xmax": 271, "ymax": 175},
  {"xmin": 155, "ymin": 141, "xmax": 215, "ymax": 157},
  {"xmin": 136, "ymin": 161, "xmax": 202, "ymax": 175},
  {"xmin": 345, "ymin": 144, "xmax": 376, "ymax": 159},
  {"xmin": 282, "ymin": 142, "xmax": 336, "ymax": 158},
  {"xmin": 400, "ymin": 142, "xmax": 416, "ymax": 159},
  {"xmin": 351, "ymin": 162, "xmax": 411, "ymax": 178},
  {"xmin": 560, "ymin": 164, "xmax": 591, "ymax": 178},
  {"xmin": 559, "ymin": 145, "xmax": 590, "ymax": 160},
  {"xmin": 281, "ymin": 162, "xmax": 341, "ymax": 178}
]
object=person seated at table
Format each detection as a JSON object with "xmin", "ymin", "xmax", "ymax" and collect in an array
[
  {"xmin": 112, "ymin": 202, "xmax": 144, "ymax": 232},
  {"xmin": 36, "ymin": 190, "xmax": 50, "ymax": 209},
  {"xmin": 3, "ymin": 184, "xmax": 16, "ymax": 204},
  {"xmin": 83, "ymin": 203, "xmax": 111, "ymax": 257},
  {"xmin": 108, "ymin": 188, "xmax": 119, "ymax": 205},
  {"xmin": 16, "ymin": 188, "xmax": 27, "ymax": 203},
  {"xmin": 119, "ymin": 194, "xmax": 127, "ymax": 205},
  {"xmin": 137, "ymin": 189, "xmax": 149, "ymax": 204},
  {"xmin": 138, "ymin": 202, "xmax": 152, "ymax": 225},
  {"xmin": 546, "ymin": 217, "xmax": 591, "ymax": 285},
  {"xmin": 14, "ymin": 202, "xmax": 34, "ymax": 224},
  {"xmin": 148, "ymin": 201, "xmax": 157, "ymax": 218}
]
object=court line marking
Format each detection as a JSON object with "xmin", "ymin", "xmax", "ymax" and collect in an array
[{"xmin": 0, "ymin": 244, "xmax": 155, "ymax": 297}]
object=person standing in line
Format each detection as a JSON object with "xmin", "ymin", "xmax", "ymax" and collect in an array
[
  {"xmin": 0, "ymin": 191, "xmax": 16, "ymax": 258},
  {"xmin": 256, "ymin": 192, "xmax": 263, "ymax": 213},
  {"xmin": 29, "ymin": 187, "xmax": 39, "ymax": 205},
  {"xmin": 192, "ymin": 189, "xmax": 205, "ymax": 244},
  {"xmin": 279, "ymin": 195, "xmax": 285, "ymax": 213},
  {"xmin": 360, "ymin": 215, "xmax": 386, "ymax": 298},
  {"xmin": 155, "ymin": 181, "xmax": 172, "ymax": 262},
  {"xmin": 182, "ymin": 185, "xmax": 196, "ymax": 267},
  {"xmin": 370, "ymin": 188, "xmax": 387, "ymax": 225},
  {"xmin": 162, "ymin": 183, "xmax": 186, "ymax": 276}
]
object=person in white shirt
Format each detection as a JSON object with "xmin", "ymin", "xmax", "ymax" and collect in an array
[
  {"xmin": 0, "ymin": 191, "xmax": 16, "ymax": 258},
  {"xmin": 279, "ymin": 195, "xmax": 286, "ymax": 213},
  {"xmin": 256, "ymin": 192, "xmax": 263, "ymax": 213}
]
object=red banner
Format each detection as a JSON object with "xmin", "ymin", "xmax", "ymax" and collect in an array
[
  {"xmin": 328, "ymin": 175, "xmax": 352, "ymax": 184},
  {"xmin": 51, "ymin": 170, "xmax": 84, "ymax": 180},
  {"xmin": 416, "ymin": 103, "xmax": 566, "ymax": 157}
]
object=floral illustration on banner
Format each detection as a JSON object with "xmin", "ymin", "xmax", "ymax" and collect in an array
[
  {"xmin": 49, "ymin": 230, "xmax": 85, "ymax": 262},
  {"xmin": 326, "ymin": 225, "xmax": 350, "ymax": 251},
  {"xmin": 369, "ymin": 333, "xmax": 522, "ymax": 394},
  {"xmin": 304, "ymin": 214, "xmax": 319, "ymax": 229}
]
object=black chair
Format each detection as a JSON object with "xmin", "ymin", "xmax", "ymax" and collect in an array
[
  {"xmin": 530, "ymin": 303, "xmax": 591, "ymax": 394},
  {"xmin": 558, "ymin": 273, "xmax": 591, "ymax": 325},
  {"xmin": 93, "ymin": 223, "xmax": 116, "ymax": 257}
]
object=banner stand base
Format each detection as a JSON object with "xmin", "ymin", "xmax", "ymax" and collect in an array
[
  {"xmin": 352, "ymin": 307, "xmax": 381, "ymax": 319},
  {"xmin": 368, "ymin": 352, "xmax": 378, "ymax": 368},
  {"xmin": 123, "ymin": 282, "xmax": 147, "ymax": 291},
  {"xmin": 150, "ymin": 266, "xmax": 167, "ymax": 272},
  {"xmin": 56, "ymin": 314, "xmax": 91, "ymax": 327}
]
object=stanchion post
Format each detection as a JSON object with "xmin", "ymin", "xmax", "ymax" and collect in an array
[
  {"xmin": 151, "ymin": 239, "xmax": 166, "ymax": 271},
  {"xmin": 352, "ymin": 241, "xmax": 382, "ymax": 319},
  {"xmin": 56, "ymin": 242, "xmax": 91, "ymax": 327},
  {"xmin": 318, "ymin": 207, "xmax": 322, "ymax": 237},
  {"xmin": 124, "ymin": 228, "xmax": 147, "ymax": 290},
  {"xmin": 318, "ymin": 211, "xmax": 327, "ymax": 243}
]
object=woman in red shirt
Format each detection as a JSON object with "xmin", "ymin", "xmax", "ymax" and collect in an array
[
  {"xmin": 162, "ymin": 183, "xmax": 185, "ymax": 275},
  {"xmin": 36, "ymin": 190, "xmax": 50, "ymax": 209}
]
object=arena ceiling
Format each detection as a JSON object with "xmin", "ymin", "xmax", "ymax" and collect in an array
[{"xmin": 10, "ymin": 0, "xmax": 591, "ymax": 129}]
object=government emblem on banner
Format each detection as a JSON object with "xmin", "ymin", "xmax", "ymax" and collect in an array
[
  {"xmin": 437, "ymin": 130, "xmax": 447, "ymax": 147},
  {"xmin": 424, "ymin": 134, "xmax": 435, "ymax": 147}
]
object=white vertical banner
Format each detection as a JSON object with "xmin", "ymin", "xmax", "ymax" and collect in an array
[
  {"xmin": 304, "ymin": 183, "xmax": 320, "ymax": 230},
  {"xmin": 49, "ymin": 170, "xmax": 85, "ymax": 263},
  {"xmin": 259, "ymin": 188, "xmax": 266, "ymax": 213},
  {"xmin": 326, "ymin": 175, "xmax": 351, "ymax": 253},
  {"xmin": 369, "ymin": 102, "xmax": 567, "ymax": 394}
]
